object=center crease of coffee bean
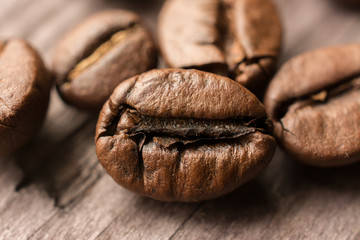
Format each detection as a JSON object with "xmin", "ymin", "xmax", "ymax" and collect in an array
[
  {"xmin": 211, "ymin": 0, "xmax": 273, "ymax": 78},
  {"xmin": 278, "ymin": 76, "xmax": 360, "ymax": 120},
  {"xmin": 218, "ymin": 0, "xmax": 243, "ymax": 71},
  {"xmin": 113, "ymin": 108, "xmax": 272, "ymax": 149},
  {"xmin": 67, "ymin": 25, "xmax": 139, "ymax": 80}
]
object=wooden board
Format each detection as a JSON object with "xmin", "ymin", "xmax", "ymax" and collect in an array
[{"xmin": 1, "ymin": 0, "xmax": 360, "ymax": 239}]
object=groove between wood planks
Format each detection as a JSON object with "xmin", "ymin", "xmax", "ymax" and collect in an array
[{"xmin": 167, "ymin": 204, "xmax": 204, "ymax": 240}]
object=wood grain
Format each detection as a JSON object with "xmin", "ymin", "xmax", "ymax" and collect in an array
[{"xmin": 1, "ymin": 0, "xmax": 360, "ymax": 239}]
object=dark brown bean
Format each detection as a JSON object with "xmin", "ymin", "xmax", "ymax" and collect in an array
[
  {"xmin": 52, "ymin": 10, "xmax": 157, "ymax": 111},
  {"xmin": 264, "ymin": 44, "xmax": 360, "ymax": 167},
  {"xmin": 158, "ymin": 0, "xmax": 282, "ymax": 95},
  {"xmin": 0, "ymin": 39, "xmax": 51, "ymax": 155},
  {"xmin": 96, "ymin": 69, "xmax": 276, "ymax": 202}
]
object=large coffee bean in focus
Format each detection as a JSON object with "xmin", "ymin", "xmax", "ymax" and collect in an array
[
  {"xmin": 52, "ymin": 10, "xmax": 157, "ymax": 111},
  {"xmin": 0, "ymin": 39, "xmax": 51, "ymax": 155},
  {"xmin": 96, "ymin": 69, "xmax": 276, "ymax": 202},
  {"xmin": 158, "ymin": 0, "xmax": 282, "ymax": 95},
  {"xmin": 265, "ymin": 44, "xmax": 360, "ymax": 167}
]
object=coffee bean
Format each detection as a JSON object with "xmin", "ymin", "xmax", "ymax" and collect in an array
[
  {"xmin": 158, "ymin": 0, "xmax": 282, "ymax": 95},
  {"xmin": 0, "ymin": 39, "xmax": 51, "ymax": 155},
  {"xmin": 96, "ymin": 69, "xmax": 275, "ymax": 202},
  {"xmin": 264, "ymin": 44, "xmax": 360, "ymax": 167},
  {"xmin": 52, "ymin": 10, "xmax": 157, "ymax": 111}
]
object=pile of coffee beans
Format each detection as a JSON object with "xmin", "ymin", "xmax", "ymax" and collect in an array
[{"xmin": 2, "ymin": 0, "xmax": 359, "ymax": 202}]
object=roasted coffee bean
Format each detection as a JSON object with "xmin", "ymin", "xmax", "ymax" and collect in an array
[
  {"xmin": 52, "ymin": 10, "xmax": 157, "ymax": 111},
  {"xmin": 264, "ymin": 44, "xmax": 360, "ymax": 167},
  {"xmin": 0, "ymin": 39, "xmax": 51, "ymax": 155},
  {"xmin": 96, "ymin": 69, "xmax": 276, "ymax": 202},
  {"xmin": 158, "ymin": 0, "xmax": 282, "ymax": 95}
]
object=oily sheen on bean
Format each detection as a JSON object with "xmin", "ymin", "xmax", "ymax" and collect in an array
[
  {"xmin": 0, "ymin": 39, "xmax": 51, "ymax": 155},
  {"xmin": 264, "ymin": 44, "xmax": 360, "ymax": 167},
  {"xmin": 158, "ymin": 0, "xmax": 282, "ymax": 95},
  {"xmin": 52, "ymin": 10, "xmax": 157, "ymax": 111},
  {"xmin": 96, "ymin": 69, "xmax": 276, "ymax": 202}
]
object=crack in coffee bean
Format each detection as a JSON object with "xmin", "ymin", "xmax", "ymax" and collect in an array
[
  {"xmin": 217, "ymin": 0, "xmax": 242, "ymax": 71},
  {"xmin": 68, "ymin": 25, "xmax": 139, "ymax": 81},
  {"xmin": 276, "ymin": 76, "xmax": 360, "ymax": 120},
  {"xmin": 114, "ymin": 108, "xmax": 272, "ymax": 149}
]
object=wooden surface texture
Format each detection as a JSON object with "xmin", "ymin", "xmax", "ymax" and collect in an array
[{"xmin": 1, "ymin": 0, "xmax": 360, "ymax": 239}]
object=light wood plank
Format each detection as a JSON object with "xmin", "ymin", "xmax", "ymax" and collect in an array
[
  {"xmin": 0, "ymin": 184, "xmax": 56, "ymax": 240},
  {"xmin": 29, "ymin": 175, "xmax": 198, "ymax": 240}
]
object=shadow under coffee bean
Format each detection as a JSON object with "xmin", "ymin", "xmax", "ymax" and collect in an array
[
  {"xmin": 158, "ymin": 0, "xmax": 282, "ymax": 95},
  {"xmin": 95, "ymin": 69, "xmax": 276, "ymax": 202},
  {"xmin": 0, "ymin": 39, "xmax": 51, "ymax": 155},
  {"xmin": 52, "ymin": 9, "xmax": 157, "ymax": 111},
  {"xmin": 264, "ymin": 43, "xmax": 360, "ymax": 167}
]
